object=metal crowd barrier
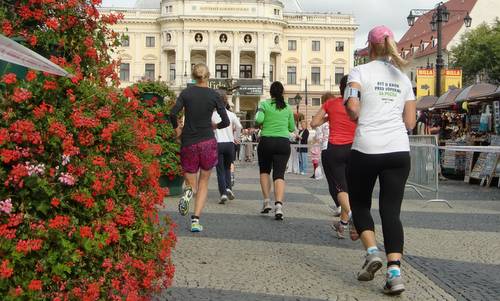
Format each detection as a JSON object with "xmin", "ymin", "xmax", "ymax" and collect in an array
[{"xmin": 407, "ymin": 135, "xmax": 451, "ymax": 207}]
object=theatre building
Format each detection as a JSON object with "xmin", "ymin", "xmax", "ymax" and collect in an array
[{"xmin": 100, "ymin": 0, "xmax": 358, "ymax": 121}]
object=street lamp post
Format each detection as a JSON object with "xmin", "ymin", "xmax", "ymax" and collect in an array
[{"xmin": 407, "ymin": 2, "xmax": 472, "ymax": 97}]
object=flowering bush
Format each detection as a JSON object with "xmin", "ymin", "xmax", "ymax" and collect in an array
[
  {"xmin": 132, "ymin": 81, "xmax": 182, "ymax": 181},
  {"xmin": 0, "ymin": 1, "xmax": 175, "ymax": 300}
]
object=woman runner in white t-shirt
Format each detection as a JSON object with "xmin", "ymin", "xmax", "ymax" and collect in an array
[{"xmin": 344, "ymin": 26, "xmax": 416, "ymax": 295}]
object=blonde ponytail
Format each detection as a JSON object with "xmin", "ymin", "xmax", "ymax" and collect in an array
[
  {"xmin": 385, "ymin": 36, "xmax": 408, "ymax": 69},
  {"xmin": 369, "ymin": 36, "xmax": 409, "ymax": 70}
]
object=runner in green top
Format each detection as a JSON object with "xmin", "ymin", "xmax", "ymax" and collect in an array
[
  {"xmin": 255, "ymin": 99, "xmax": 295, "ymax": 138},
  {"xmin": 255, "ymin": 82, "xmax": 296, "ymax": 220}
]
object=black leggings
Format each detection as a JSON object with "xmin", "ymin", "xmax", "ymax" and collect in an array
[
  {"xmin": 321, "ymin": 150, "xmax": 340, "ymax": 206},
  {"xmin": 257, "ymin": 137, "xmax": 291, "ymax": 181},
  {"xmin": 347, "ymin": 150, "xmax": 410, "ymax": 254}
]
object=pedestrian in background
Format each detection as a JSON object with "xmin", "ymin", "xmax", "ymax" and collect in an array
[
  {"xmin": 212, "ymin": 90, "xmax": 242, "ymax": 205},
  {"xmin": 296, "ymin": 120, "xmax": 309, "ymax": 175},
  {"xmin": 345, "ymin": 25, "xmax": 416, "ymax": 295},
  {"xmin": 255, "ymin": 81, "xmax": 296, "ymax": 220},
  {"xmin": 311, "ymin": 76, "xmax": 357, "ymax": 240},
  {"xmin": 170, "ymin": 63, "xmax": 229, "ymax": 233}
]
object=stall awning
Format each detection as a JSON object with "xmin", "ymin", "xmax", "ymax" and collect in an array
[
  {"xmin": 455, "ymin": 83, "xmax": 497, "ymax": 103},
  {"xmin": 416, "ymin": 95, "xmax": 438, "ymax": 110},
  {"xmin": 467, "ymin": 85, "xmax": 500, "ymax": 102},
  {"xmin": 434, "ymin": 88, "xmax": 462, "ymax": 109}
]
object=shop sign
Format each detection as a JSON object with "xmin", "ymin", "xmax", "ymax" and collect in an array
[
  {"xmin": 187, "ymin": 78, "xmax": 263, "ymax": 96},
  {"xmin": 416, "ymin": 68, "xmax": 435, "ymax": 98}
]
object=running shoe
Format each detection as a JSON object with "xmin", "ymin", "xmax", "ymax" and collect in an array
[
  {"xmin": 329, "ymin": 204, "xmax": 342, "ymax": 217},
  {"xmin": 274, "ymin": 203, "xmax": 284, "ymax": 220},
  {"xmin": 261, "ymin": 199, "xmax": 272, "ymax": 214},
  {"xmin": 178, "ymin": 187, "xmax": 193, "ymax": 216},
  {"xmin": 357, "ymin": 252, "xmax": 383, "ymax": 281},
  {"xmin": 383, "ymin": 274, "xmax": 405, "ymax": 295},
  {"xmin": 219, "ymin": 195, "xmax": 228, "ymax": 205},
  {"xmin": 332, "ymin": 221, "xmax": 347, "ymax": 239},
  {"xmin": 349, "ymin": 218, "xmax": 360, "ymax": 241},
  {"xmin": 190, "ymin": 219, "xmax": 203, "ymax": 233},
  {"xmin": 226, "ymin": 189, "xmax": 235, "ymax": 200}
]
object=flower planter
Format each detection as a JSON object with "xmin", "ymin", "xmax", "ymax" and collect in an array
[
  {"xmin": 0, "ymin": 59, "xmax": 28, "ymax": 79},
  {"xmin": 140, "ymin": 92, "xmax": 164, "ymax": 106},
  {"xmin": 159, "ymin": 175, "xmax": 184, "ymax": 196}
]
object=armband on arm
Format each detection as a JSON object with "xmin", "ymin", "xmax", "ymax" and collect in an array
[{"xmin": 343, "ymin": 87, "xmax": 361, "ymax": 105}]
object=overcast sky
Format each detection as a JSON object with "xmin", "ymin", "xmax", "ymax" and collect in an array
[{"xmin": 101, "ymin": 0, "xmax": 440, "ymax": 49}]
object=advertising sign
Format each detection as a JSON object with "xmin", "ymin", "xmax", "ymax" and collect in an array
[
  {"xmin": 187, "ymin": 78, "xmax": 263, "ymax": 96},
  {"xmin": 442, "ymin": 69, "xmax": 462, "ymax": 93},
  {"xmin": 416, "ymin": 68, "xmax": 435, "ymax": 98}
]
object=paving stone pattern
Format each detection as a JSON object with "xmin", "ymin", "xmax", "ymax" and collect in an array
[{"xmin": 159, "ymin": 164, "xmax": 500, "ymax": 301}]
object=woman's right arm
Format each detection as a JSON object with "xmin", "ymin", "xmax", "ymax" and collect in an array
[
  {"xmin": 255, "ymin": 102, "xmax": 265, "ymax": 125},
  {"xmin": 345, "ymin": 82, "xmax": 361, "ymax": 121},
  {"xmin": 310, "ymin": 108, "xmax": 326, "ymax": 129},
  {"xmin": 403, "ymin": 100, "xmax": 417, "ymax": 131},
  {"xmin": 169, "ymin": 94, "xmax": 184, "ymax": 129},
  {"xmin": 288, "ymin": 108, "xmax": 296, "ymax": 133}
]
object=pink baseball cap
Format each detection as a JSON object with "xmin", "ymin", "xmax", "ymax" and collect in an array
[{"xmin": 367, "ymin": 25, "xmax": 394, "ymax": 44}]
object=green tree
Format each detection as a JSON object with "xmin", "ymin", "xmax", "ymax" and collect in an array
[{"xmin": 450, "ymin": 19, "xmax": 500, "ymax": 85}]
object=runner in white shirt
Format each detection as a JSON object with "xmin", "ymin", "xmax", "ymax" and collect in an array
[
  {"xmin": 212, "ymin": 90, "xmax": 242, "ymax": 204},
  {"xmin": 344, "ymin": 26, "xmax": 416, "ymax": 295}
]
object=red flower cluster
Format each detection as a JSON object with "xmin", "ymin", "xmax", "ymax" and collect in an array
[{"xmin": 0, "ymin": 0, "xmax": 176, "ymax": 299}]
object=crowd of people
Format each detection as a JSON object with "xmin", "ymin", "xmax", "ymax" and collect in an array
[{"xmin": 169, "ymin": 26, "xmax": 416, "ymax": 296}]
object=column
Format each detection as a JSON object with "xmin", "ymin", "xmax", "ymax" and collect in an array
[
  {"xmin": 182, "ymin": 30, "xmax": 191, "ymax": 86},
  {"xmin": 175, "ymin": 32, "xmax": 183, "ymax": 87},
  {"xmin": 301, "ymin": 37, "xmax": 308, "ymax": 86},
  {"xmin": 275, "ymin": 53, "xmax": 282, "ymax": 82},
  {"xmin": 235, "ymin": 95, "xmax": 240, "ymax": 112},
  {"xmin": 256, "ymin": 33, "xmax": 265, "ymax": 79},
  {"xmin": 160, "ymin": 50, "xmax": 168, "ymax": 82},
  {"xmin": 208, "ymin": 31, "xmax": 216, "ymax": 76},
  {"xmin": 325, "ymin": 38, "xmax": 333, "ymax": 91},
  {"xmin": 134, "ymin": 33, "xmax": 143, "ymax": 81},
  {"xmin": 232, "ymin": 32, "xmax": 240, "ymax": 78}
]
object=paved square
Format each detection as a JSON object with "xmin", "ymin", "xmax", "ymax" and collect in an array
[{"xmin": 159, "ymin": 164, "xmax": 500, "ymax": 301}]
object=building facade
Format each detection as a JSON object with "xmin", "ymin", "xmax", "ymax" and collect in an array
[
  {"xmin": 100, "ymin": 0, "xmax": 358, "ymax": 121},
  {"xmin": 397, "ymin": 0, "xmax": 498, "ymax": 90}
]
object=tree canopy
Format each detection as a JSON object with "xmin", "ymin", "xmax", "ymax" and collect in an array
[{"xmin": 450, "ymin": 19, "xmax": 500, "ymax": 85}]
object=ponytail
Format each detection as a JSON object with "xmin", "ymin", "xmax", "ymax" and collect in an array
[
  {"xmin": 385, "ymin": 36, "xmax": 408, "ymax": 70},
  {"xmin": 369, "ymin": 36, "xmax": 409, "ymax": 70},
  {"xmin": 270, "ymin": 81, "xmax": 286, "ymax": 110}
]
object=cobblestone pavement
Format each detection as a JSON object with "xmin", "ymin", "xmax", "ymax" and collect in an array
[{"xmin": 158, "ymin": 163, "xmax": 500, "ymax": 301}]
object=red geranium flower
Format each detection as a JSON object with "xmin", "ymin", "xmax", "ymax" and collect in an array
[
  {"xmin": 1, "ymin": 20, "xmax": 13, "ymax": 36},
  {"xmin": 45, "ymin": 18, "xmax": 59, "ymax": 30},
  {"xmin": 2, "ymin": 73, "xmax": 16, "ymax": 84},
  {"xmin": 25, "ymin": 70, "xmax": 37, "ymax": 82},
  {"xmin": 11, "ymin": 88, "xmax": 32, "ymax": 103},
  {"xmin": 0, "ymin": 260, "xmax": 13, "ymax": 279},
  {"xmin": 28, "ymin": 280, "xmax": 42, "ymax": 291}
]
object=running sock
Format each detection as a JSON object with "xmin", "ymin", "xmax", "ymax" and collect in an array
[
  {"xmin": 387, "ymin": 266, "xmax": 401, "ymax": 279},
  {"xmin": 367, "ymin": 246, "xmax": 379, "ymax": 255},
  {"xmin": 191, "ymin": 215, "xmax": 200, "ymax": 221},
  {"xmin": 275, "ymin": 201, "xmax": 283, "ymax": 206},
  {"xmin": 340, "ymin": 220, "xmax": 349, "ymax": 226}
]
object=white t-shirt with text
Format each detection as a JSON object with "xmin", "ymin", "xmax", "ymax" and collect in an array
[{"xmin": 348, "ymin": 60, "xmax": 415, "ymax": 154}]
